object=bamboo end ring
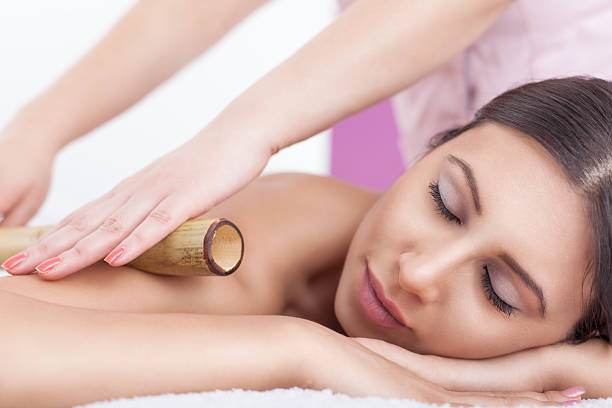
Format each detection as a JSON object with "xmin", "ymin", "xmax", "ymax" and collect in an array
[{"xmin": 203, "ymin": 218, "xmax": 244, "ymax": 276}]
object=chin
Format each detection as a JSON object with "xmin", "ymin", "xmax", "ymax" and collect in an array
[{"xmin": 332, "ymin": 278, "xmax": 351, "ymax": 335}]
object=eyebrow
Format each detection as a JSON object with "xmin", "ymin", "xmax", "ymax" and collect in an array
[
  {"xmin": 447, "ymin": 155, "xmax": 482, "ymax": 215},
  {"xmin": 500, "ymin": 253, "xmax": 547, "ymax": 318},
  {"xmin": 446, "ymin": 154, "xmax": 547, "ymax": 318}
]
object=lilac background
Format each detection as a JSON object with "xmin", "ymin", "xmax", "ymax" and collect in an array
[{"xmin": 331, "ymin": 99, "xmax": 406, "ymax": 192}]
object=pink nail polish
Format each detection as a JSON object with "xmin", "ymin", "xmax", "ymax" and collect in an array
[
  {"xmin": 2, "ymin": 252, "xmax": 27, "ymax": 270},
  {"xmin": 36, "ymin": 257, "xmax": 62, "ymax": 274},
  {"xmin": 561, "ymin": 386, "xmax": 586, "ymax": 398},
  {"xmin": 104, "ymin": 247, "xmax": 125, "ymax": 265}
]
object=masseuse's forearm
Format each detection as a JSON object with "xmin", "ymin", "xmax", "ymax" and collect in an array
[
  {"xmin": 3, "ymin": 0, "xmax": 267, "ymax": 151},
  {"xmin": 201, "ymin": 0, "xmax": 512, "ymax": 154},
  {"xmin": 0, "ymin": 290, "xmax": 302, "ymax": 407}
]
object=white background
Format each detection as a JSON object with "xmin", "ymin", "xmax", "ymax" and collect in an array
[{"xmin": 0, "ymin": 0, "xmax": 338, "ymax": 226}]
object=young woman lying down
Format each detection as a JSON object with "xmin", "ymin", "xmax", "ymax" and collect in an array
[{"xmin": 0, "ymin": 76, "xmax": 610, "ymax": 407}]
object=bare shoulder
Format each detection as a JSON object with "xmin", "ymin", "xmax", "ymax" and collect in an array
[
  {"xmin": 251, "ymin": 171, "xmax": 379, "ymax": 199},
  {"xmin": 0, "ymin": 172, "xmax": 380, "ymax": 318},
  {"xmin": 197, "ymin": 172, "xmax": 381, "ymax": 307}
]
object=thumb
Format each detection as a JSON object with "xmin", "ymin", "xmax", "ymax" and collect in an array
[{"xmin": 0, "ymin": 189, "xmax": 42, "ymax": 227}]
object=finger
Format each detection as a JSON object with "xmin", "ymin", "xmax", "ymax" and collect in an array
[
  {"xmin": 37, "ymin": 189, "xmax": 122, "ymax": 241},
  {"xmin": 453, "ymin": 392, "xmax": 565, "ymax": 407},
  {"xmin": 34, "ymin": 191, "xmax": 169, "ymax": 280},
  {"xmin": 472, "ymin": 390, "xmax": 576, "ymax": 403},
  {"xmin": 0, "ymin": 187, "xmax": 27, "ymax": 227},
  {"xmin": 101, "ymin": 195, "xmax": 193, "ymax": 267},
  {"xmin": 0, "ymin": 188, "xmax": 43, "ymax": 227},
  {"xmin": 448, "ymin": 403, "xmax": 475, "ymax": 408},
  {"xmin": 4, "ymin": 190, "xmax": 131, "ymax": 275}
]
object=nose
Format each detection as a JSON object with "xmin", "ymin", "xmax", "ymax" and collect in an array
[{"xmin": 398, "ymin": 241, "xmax": 468, "ymax": 304}]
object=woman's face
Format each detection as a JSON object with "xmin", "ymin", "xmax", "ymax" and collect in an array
[{"xmin": 334, "ymin": 123, "xmax": 593, "ymax": 358}]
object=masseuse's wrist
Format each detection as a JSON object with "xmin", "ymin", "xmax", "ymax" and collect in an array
[
  {"xmin": 192, "ymin": 77, "xmax": 309, "ymax": 161},
  {"xmin": 191, "ymin": 112, "xmax": 277, "ymax": 164},
  {"xmin": 2, "ymin": 104, "xmax": 69, "ymax": 154}
]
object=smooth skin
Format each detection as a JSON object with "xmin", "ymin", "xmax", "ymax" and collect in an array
[
  {"xmin": 0, "ymin": 1, "xmax": 601, "ymax": 401},
  {"xmin": 1, "ymin": 0, "xmax": 513, "ymax": 279},
  {"xmin": 335, "ymin": 123, "xmax": 593, "ymax": 358},
  {"xmin": 0, "ymin": 0, "xmax": 268, "ymax": 227},
  {"xmin": 0, "ymin": 172, "xmax": 579, "ymax": 406}
]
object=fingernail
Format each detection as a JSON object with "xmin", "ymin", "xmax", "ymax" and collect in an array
[
  {"xmin": 562, "ymin": 400, "xmax": 580, "ymax": 406},
  {"xmin": 104, "ymin": 247, "xmax": 125, "ymax": 265},
  {"xmin": 561, "ymin": 386, "xmax": 586, "ymax": 398},
  {"xmin": 35, "ymin": 257, "xmax": 62, "ymax": 274},
  {"xmin": 2, "ymin": 252, "xmax": 27, "ymax": 270}
]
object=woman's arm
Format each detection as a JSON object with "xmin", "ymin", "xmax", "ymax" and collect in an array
[
  {"xmin": 2, "ymin": 0, "xmax": 267, "ymax": 151},
  {"xmin": 543, "ymin": 339, "xmax": 611, "ymax": 399},
  {"xmin": 3, "ymin": 0, "xmax": 515, "ymax": 279},
  {"xmin": 0, "ymin": 289, "xmax": 569, "ymax": 407},
  {"xmin": 204, "ymin": 0, "xmax": 514, "ymax": 154},
  {"xmin": 353, "ymin": 336, "xmax": 610, "ymax": 399},
  {"xmin": 0, "ymin": 289, "xmax": 303, "ymax": 407}
]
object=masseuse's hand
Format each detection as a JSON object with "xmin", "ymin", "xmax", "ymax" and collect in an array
[
  {"xmin": 0, "ymin": 128, "xmax": 55, "ymax": 227},
  {"xmin": 2, "ymin": 131, "xmax": 270, "ymax": 279},
  {"xmin": 351, "ymin": 337, "xmax": 588, "ymax": 401}
]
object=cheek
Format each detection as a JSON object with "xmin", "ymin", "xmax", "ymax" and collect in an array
[
  {"xmin": 366, "ymin": 185, "xmax": 432, "ymax": 252},
  {"xmin": 348, "ymin": 194, "xmax": 407, "ymax": 256},
  {"xmin": 360, "ymin": 158, "xmax": 444, "ymax": 254},
  {"xmin": 411, "ymin": 277, "xmax": 522, "ymax": 358},
  {"xmin": 424, "ymin": 307, "xmax": 520, "ymax": 358}
]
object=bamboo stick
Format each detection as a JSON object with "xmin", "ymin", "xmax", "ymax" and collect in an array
[{"xmin": 0, "ymin": 218, "xmax": 244, "ymax": 277}]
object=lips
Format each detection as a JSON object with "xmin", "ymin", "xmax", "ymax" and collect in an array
[
  {"xmin": 367, "ymin": 266, "xmax": 408, "ymax": 327},
  {"xmin": 358, "ymin": 259, "xmax": 411, "ymax": 330}
]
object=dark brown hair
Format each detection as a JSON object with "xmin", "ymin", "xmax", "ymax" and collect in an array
[{"xmin": 427, "ymin": 76, "xmax": 612, "ymax": 344}]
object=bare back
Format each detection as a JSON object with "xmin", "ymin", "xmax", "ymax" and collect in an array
[{"xmin": 0, "ymin": 173, "xmax": 380, "ymax": 333}]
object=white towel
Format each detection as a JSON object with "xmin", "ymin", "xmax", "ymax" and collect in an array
[{"xmin": 75, "ymin": 387, "xmax": 612, "ymax": 408}]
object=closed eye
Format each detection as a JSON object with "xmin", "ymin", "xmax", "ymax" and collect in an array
[
  {"xmin": 428, "ymin": 181, "xmax": 461, "ymax": 225},
  {"xmin": 429, "ymin": 181, "xmax": 517, "ymax": 317},
  {"xmin": 481, "ymin": 265, "xmax": 516, "ymax": 317}
]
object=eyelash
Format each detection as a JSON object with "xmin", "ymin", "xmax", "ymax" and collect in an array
[
  {"xmin": 428, "ymin": 182, "xmax": 461, "ymax": 224},
  {"xmin": 428, "ymin": 181, "xmax": 516, "ymax": 317},
  {"xmin": 481, "ymin": 266, "xmax": 516, "ymax": 317}
]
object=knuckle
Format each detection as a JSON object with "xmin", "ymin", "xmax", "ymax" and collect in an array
[
  {"xmin": 105, "ymin": 187, "xmax": 119, "ymax": 199},
  {"xmin": 105, "ymin": 186, "xmax": 128, "ymax": 202},
  {"xmin": 130, "ymin": 230, "xmax": 146, "ymax": 245},
  {"xmin": 67, "ymin": 215, "xmax": 90, "ymax": 233},
  {"xmin": 36, "ymin": 240, "xmax": 51, "ymax": 256},
  {"xmin": 70, "ymin": 243, "xmax": 89, "ymax": 258},
  {"xmin": 56, "ymin": 216, "xmax": 71, "ymax": 229},
  {"xmin": 148, "ymin": 209, "xmax": 173, "ymax": 225},
  {"xmin": 99, "ymin": 216, "xmax": 124, "ymax": 234}
]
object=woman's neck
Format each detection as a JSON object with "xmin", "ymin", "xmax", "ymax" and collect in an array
[{"xmin": 282, "ymin": 264, "xmax": 347, "ymax": 336}]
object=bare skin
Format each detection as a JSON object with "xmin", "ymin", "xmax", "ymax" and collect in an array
[
  {"xmin": 3, "ymin": 0, "xmax": 514, "ymax": 280},
  {"xmin": 6, "ymin": 123, "xmax": 601, "ymax": 400},
  {"xmin": 0, "ymin": 1, "xmax": 604, "ymax": 404},
  {"xmin": 0, "ymin": 171, "xmax": 578, "ymax": 406},
  {"xmin": 0, "ymin": 172, "xmax": 377, "ymax": 323}
]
